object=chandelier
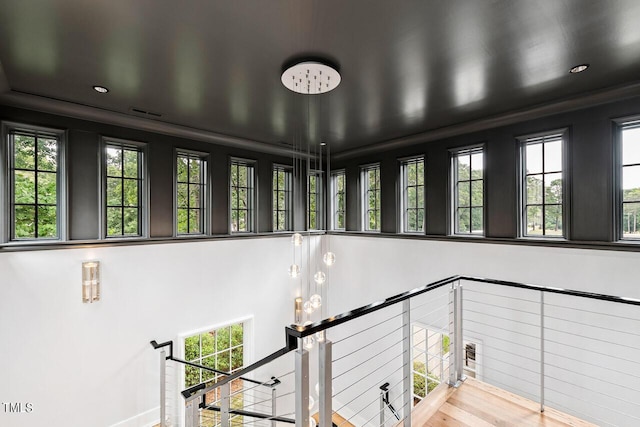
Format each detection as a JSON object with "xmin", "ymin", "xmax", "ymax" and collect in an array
[{"xmin": 282, "ymin": 59, "xmax": 340, "ymax": 349}]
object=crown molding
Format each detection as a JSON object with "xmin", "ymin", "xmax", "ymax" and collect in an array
[
  {"xmin": 0, "ymin": 90, "xmax": 310, "ymax": 159},
  {"xmin": 333, "ymin": 80, "xmax": 640, "ymax": 161}
]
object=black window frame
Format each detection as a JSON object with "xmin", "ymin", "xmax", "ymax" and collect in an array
[
  {"xmin": 331, "ymin": 170, "xmax": 346, "ymax": 231},
  {"xmin": 615, "ymin": 118, "xmax": 640, "ymax": 241},
  {"xmin": 450, "ymin": 145, "xmax": 485, "ymax": 236},
  {"xmin": 361, "ymin": 163, "xmax": 381, "ymax": 232},
  {"xmin": 517, "ymin": 129, "xmax": 569, "ymax": 239},
  {"xmin": 273, "ymin": 164, "xmax": 293, "ymax": 232},
  {"xmin": 400, "ymin": 156, "xmax": 426, "ymax": 234},
  {"xmin": 101, "ymin": 137, "xmax": 148, "ymax": 239},
  {"xmin": 229, "ymin": 158, "xmax": 256, "ymax": 234},
  {"xmin": 2, "ymin": 122, "xmax": 67, "ymax": 242},
  {"xmin": 175, "ymin": 149, "xmax": 209, "ymax": 236},
  {"xmin": 308, "ymin": 169, "xmax": 323, "ymax": 231}
]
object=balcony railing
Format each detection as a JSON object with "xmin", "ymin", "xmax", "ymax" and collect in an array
[{"xmin": 153, "ymin": 275, "xmax": 640, "ymax": 427}]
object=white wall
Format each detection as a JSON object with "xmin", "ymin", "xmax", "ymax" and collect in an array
[
  {"xmin": 2, "ymin": 234, "xmax": 639, "ymax": 427},
  {"xmin": 324, "ymin": 235, "xmax": 640, "ymax": 426},
  {"xmin": 0, "ymin": 236, "xmax": 297, "ymax": 427}
]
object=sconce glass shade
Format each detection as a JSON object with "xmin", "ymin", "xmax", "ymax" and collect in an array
[
  {"xmin": 310, "ymin": 294, "xmax": 322, "ymax": 309},
  {"xmin": 313, "ymin": 271, "xmax": 326, "ymax": 285},
  {"xmin": 288, "ymin": 264, "xmax": 301, "ymax": 278},
  {"xmin": 292, "ymin": 233, "xmax": 304, "ymax": 246},
  {"xmin": 323, "ymin": 252, "xmax": 336, "ymax": 266},
  {"xmin": 82, "ymin": 261, "xmax": 100, "ymax": 303},
  {"xmin": 303, "ymin": 300, "xmax": 314, "ymax": 314},
  {"xmin": 294, "ymin": 297, "xmax": 303, "ymax": 324}
]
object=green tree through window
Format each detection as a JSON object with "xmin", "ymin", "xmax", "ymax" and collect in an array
[
  {"xmin": 105, "ymin": 142, "xmax": 143, "ymax": 237},
  {"xmin": 273, "ymin": 166, "xmax": 292, "ymax": 231},
  {"xmin": 621, "ymin": 123, "xmax": 640, "ymax": 238},
  {"xmin": 10, "ymin": 132, "xmax": 59, "ymax": 239},
  {"xmin": 332, "ymin": 171, "xmax": 346, "ymax": 230},
  {"xmin": 308, "ymin": 171, "xmax": 322, "ymax": 230},
  {"xmin": 402, "ymin": 157, "xmax": 425, "ymax": 233},
  {"xmin": 230, "ymin": 160, "xmax": 255, "ymax": 232},
  {"xmin": 452, "ymin": 148, "xmax": 483, "ymax": 234},
  {"xmin": 521, "ymin": 133, "xmax": 564, "ymax": 237},
  {"xmin": 362, "ymin": 164, "xmax": 381, "ymax": 231},
  {"xmin": 177, "ymin": 152, "xmax": 206, "ymax": 235}
]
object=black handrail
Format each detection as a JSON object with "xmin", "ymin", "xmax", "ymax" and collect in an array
[
  {"xmin": 182, "ymin": 345, "xmax": 293, "ymax": 399},
  {"xmin": 286, "ymin": 274, "xmax": 640, "ymax": 339},
  {"xmin": 180, "ymin": 273, "xmax": 640, "ymax": 401},
  {"xmin": 202, "ymin": 405, "xmax": 295, "ymax": 424},
  {"xmin": 380, "ymin": 382, "xmax": 401, "ymax": 421},
  {"xmin": 150, "ymin": 340, "xmax": 279, "ymax": 389}
]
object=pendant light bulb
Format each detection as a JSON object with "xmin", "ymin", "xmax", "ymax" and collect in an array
[
  {"xmin": 288, "ymin": 264, "xmax": 300, "ymax": 278},
  {"xmin": 292, "ymin": 233, "xmax": 304, "ymax": 246},
  {"xmin": 323, "ymin": 252, "xmax": 336, "ymax": 266},
  {"xmin": 310, "ymin": 294, "xmax": 322, "ymax": 309},
  {"xmin": 303, "ymin": 300, "xmax": 314, "ymax": 314},
  {"xmin": 313, "ymin": 271, "xmax": 326, "ymax": 285}
]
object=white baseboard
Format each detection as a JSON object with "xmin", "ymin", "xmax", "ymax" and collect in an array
[{"xmin": 108, "ymin": 406, "xmax": 160, "ymax": 427}]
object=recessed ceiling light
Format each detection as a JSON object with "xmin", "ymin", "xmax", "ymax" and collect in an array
[
  {"xmin": 569, "ymin": 64, "xmax": 589, "ymax": 74},
  {"xmin": 93, "ymin": 85, "xmax": 109, "ymax": 93}
]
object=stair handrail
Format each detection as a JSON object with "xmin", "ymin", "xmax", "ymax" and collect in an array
[{"xmin": 179, "ymin": 273, "xmax": 640, "ymax": 413}]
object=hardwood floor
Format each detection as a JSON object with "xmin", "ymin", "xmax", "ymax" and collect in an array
[{"xmin": 417, "ymin": 378, "xmax": 596, "ymax": 427}]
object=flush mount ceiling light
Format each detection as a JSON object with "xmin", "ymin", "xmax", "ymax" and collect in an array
[
  {"xmin": 93, "ymin": 85, "xmax": 109, "ymax": 93},
  {"xmin": 281, "ymin": 60, "xmax": 341, "ymax": 94},
  {"xmin": 569, "ymin": 64, "xmax": 589, "ymax": 74}
]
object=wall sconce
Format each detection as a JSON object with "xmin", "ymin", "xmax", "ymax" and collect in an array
[
  {"xmin": 294, "ymin": 297, "xmax": 303, "ymax": 324},
  {"xmin": 82, "ymin": 261, "xmax": 100, "ymax": 303}
]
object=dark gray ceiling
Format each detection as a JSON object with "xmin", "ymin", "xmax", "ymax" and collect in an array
[{"xmin": 1, "ymin": 0, "xmax": 640, "ymax": 154}]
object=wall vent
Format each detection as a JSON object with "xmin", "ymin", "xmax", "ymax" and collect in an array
[{"xmin": 129, "ymin": 107, "xmax": 162, "ymax": 118}]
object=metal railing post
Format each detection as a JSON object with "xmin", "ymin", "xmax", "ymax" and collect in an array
[
  {"xmin": 319, "ymin": 339, "xmax": 333, "ymax": 427},
  {"xmin": 402, "ymin": 299, "xmax": 412, "ymax": 427},
  {"xmin": 160, "ymin": 350, "xmax": 166, "ymax": 427},
  {"xmin": 185, "ymin": 397, "xmax": 199, "ymax": 427},
  {"xmin": 540, "ymin": 291, "xmax": 545, "ymax": 413},
  {"xmin": 379, "ymin": 389, "xmax": 385, "ymax": 427},
  {"xmin": 295, "ymin": 340, "xmax": 310, "ymax": 427},
  {"xmin": 449, "ymin": 281, "xmax": 464, "ymax": 386},
  {"xmin": 221, "ymin": 382, "xmax": 231, "ymax": 427},
  {"xmin": 271, "ymin": 387, "xmax": 277, "ymax": 427}
]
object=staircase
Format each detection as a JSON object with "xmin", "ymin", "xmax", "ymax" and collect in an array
[{"xmin": 152, "ymin": 274, "xmax": 640, "ymax": 427}]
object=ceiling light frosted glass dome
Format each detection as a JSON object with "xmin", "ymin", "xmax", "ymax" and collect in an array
[{"xmin": 323, "ymin": 252, "xmax": 336, "ymax": 266}]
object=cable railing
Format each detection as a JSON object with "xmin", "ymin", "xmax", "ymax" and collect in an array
[{"xmin": 153, "ymin": 275, "xmax": 640, "ymax": 427}]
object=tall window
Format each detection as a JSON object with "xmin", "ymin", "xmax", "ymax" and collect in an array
[
  {"xmin": 361, "ymin": 164, "xmax": 381, "ymax": 231},
  {"xmin": 230, "ymin": 159, "xmax": 255, "ymax": 233},
  {"xmin": 184, "ymin": 322, "xmax": 245, "ymax": 425},
  {"xmin": 519, "ymin": 132, "xmax": 565, "ymax": 237},
  {"xmin": 7, "ymin": 126, "xmax": 63, "ymax": 240},
  {"xmin": 104, "ymin": 140, "xmax": 145, "ymax": 237},
  {"xmin": 176, "ymin": 151, "xmax": 207, "ymax": 235},
  {"xmin": 620, "ymin": 121, "xmax": 640, "ymax": 238},
  {"xmin": 273, "ymin": 165, "xmax": 293, "ymax": 231},
  {"xmin": 452, "ymin": 147, "xmax": 483, "ymax": 235},
  {"xmin": 308, "ymin": 171, "xmax": 323, "ymax": 230},
  {"xmin": 332, "ymin": 170, "xmax": 346, "ymax": 230},
  {"xmin": 401, "ymin": 157, "xmax": 425, "ymax": 233}
]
